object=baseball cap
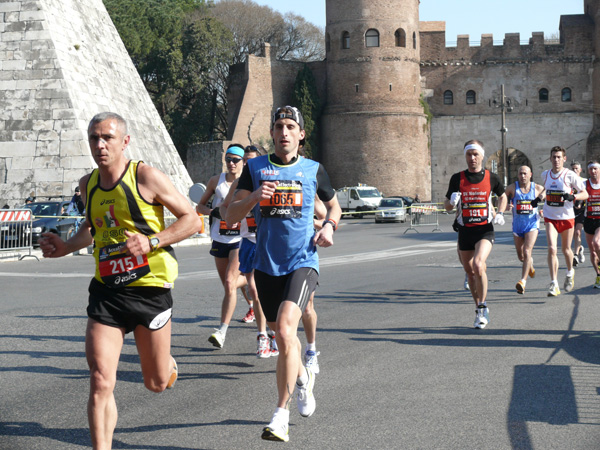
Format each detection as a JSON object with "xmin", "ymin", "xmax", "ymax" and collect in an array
[
  {"xmin": 272, "ymin": 106, "xmax": 304, "ymax": 130},
  {"xmin": 75, "ymin": 186, "xmax": 80, "ymax": 193}
]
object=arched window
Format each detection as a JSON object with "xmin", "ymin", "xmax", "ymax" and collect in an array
[
  {"xmin": 365, "ymin": 29, "xmax": 379, "ymax": 47},
  {"xmin": 466, "ymin": 90, "xmax": 476, "ymax": 105},
  {"xmin": 342, "ymin": 31, "xmax": 350, "ymax": 49},
  {"xmin": 326, "ymin": 33, "xmax": 331, "ymax": 52},
  {"xmin": 562, "ymin": 87, "xmax": 572, "ymax": 102},
  {"xmin": 539, "ymin": 88, "xmax": 549, "ymax": 103},
  {"xmin": 413, "ymin": 31, "xmax": 417, "ymax": 49},
  {"xmin": 444, "ymin": 90, "xmax": 453, "ymax": 105},
  {"xmin": 395, "ymin": 28, "xmax": 406, "ymax": 47}
]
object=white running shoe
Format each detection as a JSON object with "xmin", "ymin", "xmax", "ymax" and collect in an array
[
  {"xmin": 208, "ymin": 329, "xmax": 226, "ymax": 348},
  {"xmin": 304, "ymin": 350, "xmax": 320, "ymax": 374},
  {"xmin": 257, "ymin": 334, "xmax": 270, "ymax": 359},
  {"xmin": 564, "ymin": 274, "xmax": 575, "ymax": 293},
  {"xmin": 578, "ymin": 247, "xmax": 585, "ymax": 263},
  {"xmin": 464, "ymin": 274, "xmax": 470, "ymax": 291},
  {"xmin": 474, "ymin": 306, "xmax": 489, "ymax": 329},
  {"xmin": 594, "ymin": 275, "xmax": 600, "ymax": 289},
  {"xmin": 297, "ymin": 368, "xmax": 316, "ymax": 417},
  {"xmin": 547, "ymin": 281, "xmax": 561, "ymax": 297},
  {"xmin": 261, "ymin": 415, "xmax": 289, "ymax": 442}
]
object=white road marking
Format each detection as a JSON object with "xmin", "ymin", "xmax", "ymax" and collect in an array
[{"xmin": 0, "ymin": 237, "xmax": 515, "ymax": 279}]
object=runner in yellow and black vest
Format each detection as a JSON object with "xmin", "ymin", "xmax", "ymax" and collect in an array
[
  {"xmin": 38, "ymin": 112, "xmax": 200, "ymax": 450},
  {"xmin": 87, "ymin": 160, "xmax": 178, "ymax": 289}
]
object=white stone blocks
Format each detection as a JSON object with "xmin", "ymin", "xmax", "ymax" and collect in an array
[{"xmin": 0, "ymin": 141, "xmax": 36, "ymax": 156}]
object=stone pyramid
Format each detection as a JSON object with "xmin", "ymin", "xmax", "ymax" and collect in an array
[{"xmin": 0, "ymin": 0, "xmax": 193, "ymax": 206}]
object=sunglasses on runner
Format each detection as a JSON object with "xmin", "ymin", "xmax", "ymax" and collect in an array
[{"xmin": 225, "ymin": 157, "xmax": 242, "ymax": 164}]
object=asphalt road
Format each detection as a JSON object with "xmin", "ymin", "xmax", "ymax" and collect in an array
[{"xmin": 1, "ymin": 214, "xmax": 600, "ymax": 449}]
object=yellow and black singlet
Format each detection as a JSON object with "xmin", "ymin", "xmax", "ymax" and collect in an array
[{"xmin": 86, "ymin": 161, "xmax": 178, "ymax": 289}]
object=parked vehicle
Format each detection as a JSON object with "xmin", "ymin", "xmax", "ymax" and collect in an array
[
  {"xmin": 336, "ymin": 184, "xmax": 383, "ymax": 217},
  {"xmin": 24, "ymin": 201, "xmax": 82, "ymax": 246},
  {"xmin": 374, "ymin": 198, "xmax": 406, "ymax": 223}
]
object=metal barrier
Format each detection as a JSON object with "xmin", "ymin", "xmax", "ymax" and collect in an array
[
  {"xmin": 0, "ymin": 209, "xmax": 38, "ymax": 260},
  {"xmin": 404, "ymin": 203, "xmax": 442, "ymax": 233}
]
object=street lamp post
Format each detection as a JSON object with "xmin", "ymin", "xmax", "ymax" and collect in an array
[{"xmin": 494, "ymin": 84, "xmax": 513, "ymax": 186}]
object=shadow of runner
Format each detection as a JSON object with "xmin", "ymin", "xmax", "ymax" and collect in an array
[{"xmin": 508, "ymin": 365, "xmax": 577, "ymax": 450}]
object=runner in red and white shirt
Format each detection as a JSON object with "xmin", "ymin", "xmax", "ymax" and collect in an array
[
  {"xmin": 444, "ymin": 139, "xmax": 507, "ymax": 329},
  {"xmin": 583, "ymin": 160, "xmax": 600, "ymax": 288},
  {"xmin": 541, "ymin": 146, "xmax": 588, "ymax": 296}
]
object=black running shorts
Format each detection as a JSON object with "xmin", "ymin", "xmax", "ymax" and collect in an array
[
  {"xmin": 584, "ymin": 217, "xmax": 600, "ymax": 235},
  {"xmin": 457, "ymin": 224, "xmax": 495, "ymax": 251},
  {"xmin": 87, "ymin": 278, "xmax": 173, "ymax": 333},
  {"xmin": 254, "ymin": 267, "xmax": 318, "ymax": 323}
]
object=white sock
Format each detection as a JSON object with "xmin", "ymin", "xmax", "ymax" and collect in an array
[
  {"xmin": 520, "ymin": 279, "xmax": 526, "ymax": 285},
  {"xmin": 552, "ymin": 279, "xmax": 558, "ymax": 285},
  {"xmin": 272, "ymin": 407, "xmax": 289, "ymax": 422},
  {"xmin": 258, "ymin": 331, "xmax": 267, "ymax": 337},
  {"xmin": 297, "ymin": 368, "xmax": 308, "ymax": 386},
  {"xmin": 218, "ymin": 323, "xmax": 229, "ymax": 333},
  {"xmin": 567, "ymin": 269, "xmax": 574, "ymax": 277},
  {"xmin": 306, "ymin": 342, "xmax": 316, "ymax": 352}
]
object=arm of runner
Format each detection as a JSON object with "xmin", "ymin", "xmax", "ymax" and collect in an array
[
  {"xmin": 444, "ymin": 173, "xmax": 460, "ymax": 211},
  {"xmin": 313, "ymin": 195, "xmax": 327, "ymax": 230},
  {"xmin": 39, "ymin": 175, "xmax": 94, "ymax": 258},
  {"xmin": 530, "ymin": 184, "xmax": 545, "ymax": 207},
  {"xmin": 195, "ymin": 174, "xmax": 219, "ymax": 217},
  {"xmin": 496, "ymin": 193, "xmax": 508, "ymax": 215},
  {"xmin": 220, "ymin": 178, "xmax": 239, "ymax": 228},
  {"xmin": 573, "ymin": 175, "xmax": 589, "ymax": 202},
  {"xmin": 313, "ymin": 193, "xmax": 342, "ymax": 248},
  {"xmin": 125, "ymin": 163, "xmax": 201, "ymax": 257},
  {"xmin": 227, "ymin": 181, "xmax": 279, "ymax": 224}
]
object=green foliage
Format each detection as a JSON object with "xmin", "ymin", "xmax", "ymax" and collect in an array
[
  {"xmin": 291, "ymin": 64, "xmax": 321, "ymax": 159},
  {"xmin": 103, "ymin": 0, "xmax": 235, "ymax": 162}
]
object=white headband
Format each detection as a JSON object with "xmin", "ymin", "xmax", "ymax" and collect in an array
[
  {"xmin": 588, "ymin": 163, "xmax": 600, "ymax": 169},
  {"xmin": 464, "ymin": 143, "xmax": 485, "ymax": 157}
]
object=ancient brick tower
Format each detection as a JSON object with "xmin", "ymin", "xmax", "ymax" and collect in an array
[{"xmin": 321, "ymin": 0, "xmax": 431, "ymax": 199}]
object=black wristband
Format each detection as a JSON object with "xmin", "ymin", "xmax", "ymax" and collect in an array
[
  {"xmin": 323, "ymin": 219, "xmax": 337, "ymax": 232},
  {"xmin": 210, "ymin": 206, "xmax": 221, "ymax": 219}
]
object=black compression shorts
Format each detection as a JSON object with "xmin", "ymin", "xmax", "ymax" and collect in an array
[
  {"xmin": 457, "ymin": 224, "xmax": 495, "ymax": 251},
  {"xmin": 87, "ymin": 278, "xmax": 173, "ymax": 334},
  {"xmin": 254, "ymin": 267, "xmax": 318, "ymax": 323},
  {"xmin": 584, "ymin": 217, "xmax": 600, "ymax": 235}
]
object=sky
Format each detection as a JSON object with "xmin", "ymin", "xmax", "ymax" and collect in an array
[{"xmin": 250, "ymin": 0, "xmax": 584, "ymax": 44}]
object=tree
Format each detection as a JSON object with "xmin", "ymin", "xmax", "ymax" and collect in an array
[
  {"xmin": 291, "ymin": 64, "xmax": 321, "ymax": 160},
  {"xmin": 103, "ymin": 0, "xmax": 235, "ymax": 161},
  {"xmin": 209, "ymin": 0, "xmax": 324, "ymax": 63}
]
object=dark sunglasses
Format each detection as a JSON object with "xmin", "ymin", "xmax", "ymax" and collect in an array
[
  {"xmin": 245, "ymin": 145, "xmax": 259, "ymax": 153},
  {"xmin": 225, "ymin": 157, "xmax": 242, "ymax": 164}
]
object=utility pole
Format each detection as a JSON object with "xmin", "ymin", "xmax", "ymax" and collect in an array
[{"xmin": 494, "ymin": 85, "xmax": 513, "ymax": 186}]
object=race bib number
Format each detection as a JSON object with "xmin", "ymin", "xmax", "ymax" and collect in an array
[
  {"xmin": 260, "ymin": 180, "xmax": 303, "ymax": 219},
  {"xmin": 516, "ymin": 200, "xmax": 534, "ymax": 215},
  {"xmin": 461, "ymin": 202, "xmax": 488, "ymax": 224},
  {"xmin": 587, "ymin": 201, "xmax": 600, "ymax": 218},
  {"xmin": 546, "ymin": 190, "xmax": 564, "ymax": 207},
  {"xmin": 219, "ymin": 220, "xmax": 240, "ymax": 236},
  {"xmin": 246, "ymin": 215, "xmax": 257, "ymax": 233},
  {"xmin": 98, "ymin": 243, "xmax": 150, "ymax": 288}
]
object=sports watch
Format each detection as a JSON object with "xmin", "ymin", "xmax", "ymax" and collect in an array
[{"xmin": 148, "ymin": 235, "xmax": 160, "ymax": 251}]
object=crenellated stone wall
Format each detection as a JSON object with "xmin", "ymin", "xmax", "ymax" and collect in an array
[
  {"xmin": 0, "ymin": 0, "xmax": 192, "ymax": 207},
  {"xmin": 419, "ymin": 12, "xmax": 596, "ymax": 200}
]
